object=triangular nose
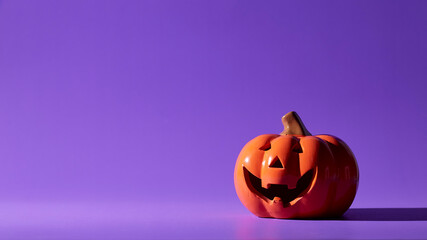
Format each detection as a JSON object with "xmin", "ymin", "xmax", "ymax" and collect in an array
[{"xmin": 269, "ymin": 157, "xmax": 284, "ymax": 168}]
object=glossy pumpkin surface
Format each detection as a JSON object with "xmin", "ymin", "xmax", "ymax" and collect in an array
[{"xmin": 234, "ymin": 112, "xmax": 359, "ymax": 219}]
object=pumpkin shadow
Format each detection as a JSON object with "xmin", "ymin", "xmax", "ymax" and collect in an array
[{"xmin": 341, "ymin": 208, "xmax": 427, "ymax": 221}]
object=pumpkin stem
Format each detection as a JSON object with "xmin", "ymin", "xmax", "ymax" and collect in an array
[{"xmin": 280, "ymin": 111, "xmax": 312, "ymax": 136}]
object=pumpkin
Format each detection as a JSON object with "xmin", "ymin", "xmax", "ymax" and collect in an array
[{"xmin": 234, "ymin": 111, "xmax": 359, "ymax": 219}]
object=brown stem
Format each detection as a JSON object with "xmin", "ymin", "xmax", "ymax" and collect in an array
[{"xmin": 280, "ymin": 111, "xmax": 311, "ymax": 136}]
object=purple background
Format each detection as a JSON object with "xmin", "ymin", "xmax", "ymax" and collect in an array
[{"xmin": 1, "ymin": 0, "xmax": 427, "ymax": 239}]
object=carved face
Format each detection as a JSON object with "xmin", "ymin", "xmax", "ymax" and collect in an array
[
  {"xmin": 241, "ymin": 135, "xmax": 317, "ymax": 208},
  {"xmin": 234, "ymin": 112, "xmax": 359, "ymax": 219}
]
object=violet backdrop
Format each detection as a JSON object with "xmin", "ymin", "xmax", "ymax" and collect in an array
[{"xmin": 0, "ymin": 0, "xmax": 427, "ymax": 239}]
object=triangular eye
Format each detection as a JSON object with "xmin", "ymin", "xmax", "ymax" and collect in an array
[
  {"xmin": 293, "ymin": 145, "xmax": 302, "ymax": 153},
  {"xmin": 260, "ymin": 142, "xmax": 271, "ymax": 151},
  {"xmin": 269, "ymin": 157, "xmax": 283, "ymax": 168}
]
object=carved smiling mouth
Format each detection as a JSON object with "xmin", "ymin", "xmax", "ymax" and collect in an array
[{"xmin": 244, "ymin": 167, "xmax": 314, "ymax": 206}]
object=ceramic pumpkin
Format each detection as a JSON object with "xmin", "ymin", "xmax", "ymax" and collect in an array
[{"xmin": 234, "ymin": 111, "xmax": 359, "ymax": 219}]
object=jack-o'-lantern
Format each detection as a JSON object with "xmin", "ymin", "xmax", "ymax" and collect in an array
[{"xmin": 234, "ymin": 111, "xmax": 359, "ymax": 219}]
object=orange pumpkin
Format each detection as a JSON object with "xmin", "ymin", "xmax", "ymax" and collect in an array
[{"xmin": 234, "ymin": 111, "xmax": 359, "ymax": 219}]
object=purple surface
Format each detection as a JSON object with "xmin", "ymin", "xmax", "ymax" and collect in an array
[
  {"xmin": 0, "ymin": 0, "xmax": 427, "ymax": 239},
  {"xmin": 1, "ymin": 202, "xmax": 427, "ymax": 239}
]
